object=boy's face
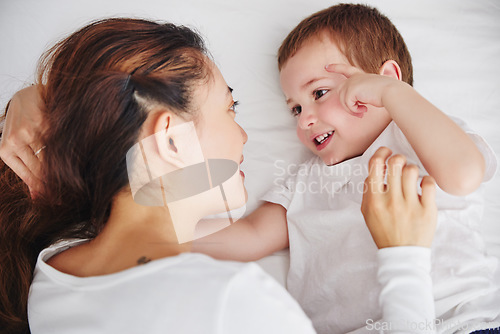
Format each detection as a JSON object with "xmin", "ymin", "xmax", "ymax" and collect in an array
[{"xmin": 279, "ymin": 34, "xmax": 391, "ymax": 165}]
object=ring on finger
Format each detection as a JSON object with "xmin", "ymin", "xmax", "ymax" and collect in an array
[{"xmin": 34, "ymin": 145, "xmax": 46, "ymax": 156}]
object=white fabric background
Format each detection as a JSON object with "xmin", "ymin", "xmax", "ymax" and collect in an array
[{"xmin": 1, "ymin": 0, "xmax": 499, "ymax": 285}]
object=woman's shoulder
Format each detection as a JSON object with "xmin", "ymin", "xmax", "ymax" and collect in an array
[
  {"xmin": 30, "ymin": 242, "xmax": 315, "ymax": 334},
  {"xmin": 33, "ymin": 240, "xmax": 263, "ymax": 289}
]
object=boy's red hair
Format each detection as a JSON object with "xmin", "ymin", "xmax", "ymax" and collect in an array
[{"xmin": 278, "ymin": 3, "xmax": 413, "ymax": 86}]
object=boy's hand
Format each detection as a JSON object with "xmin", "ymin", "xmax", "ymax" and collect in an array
[
  {"xmin": 361, "ymin": 147, "xmax": 437, "ymax": 249},
  {"xmin": 0, "ymin": 85, "xmax": 46, "ymax": 196},
  {"xmin": 325, "ymin": 63, "xmax": 401, "ymax": 118}
]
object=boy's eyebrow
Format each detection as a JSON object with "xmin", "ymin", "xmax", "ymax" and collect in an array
[
  {"xmin": 285, "ymin": 77, "xmax": 327, "ymax": 104},
  {"xmin": 302, "ymin": 77, "xmax": 325, "ymax": 90}
]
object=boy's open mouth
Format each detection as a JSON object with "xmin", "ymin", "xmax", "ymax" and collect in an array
[{"xmin": 313, "ymin": 130, "xmax": 334, "ymax": 150}]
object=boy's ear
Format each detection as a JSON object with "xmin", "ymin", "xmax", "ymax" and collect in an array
[{"xmin": 379, "ymin": 60, "xmax": 402, "ymax": 81}]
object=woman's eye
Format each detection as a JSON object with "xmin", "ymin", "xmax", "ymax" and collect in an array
[
  {"xmin": 230, "ymin": 100, "xmax": 239, "ymax": 113},
  {"xmin": 291, "ymin": 105, "xmax": 302, "ymax": 116},
  {"xmin": 313, "ymin": 89, "xmax": 328, "ymax": 100}
]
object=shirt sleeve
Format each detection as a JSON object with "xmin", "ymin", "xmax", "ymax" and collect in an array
[
  {"xmin": 377, "ymin": 246, "xmax": 436, "ymax": 334},
  {"xmin": 220, "ymin": 263, "xmax": 316, "ymax": 334},
  {"xmin": 260, "ymin": 161, "xmax": 301, "ymax": 210}
]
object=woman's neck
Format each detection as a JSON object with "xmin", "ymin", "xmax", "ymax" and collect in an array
[{"xmin": 48, "ymin": 190, "xmax": 194, "ymax": 277}]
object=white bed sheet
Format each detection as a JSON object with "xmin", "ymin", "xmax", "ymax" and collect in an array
[{"xmin": 1, "ymin": 0, "xmax": 499, "ymax": 286}]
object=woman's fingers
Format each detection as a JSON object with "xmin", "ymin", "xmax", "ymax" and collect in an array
[
  {"xmin": 25, "ymin": 143, "xmax": 43, "ymax": 173},
  {"xmin": 0, "ymin": 85, "xmax": 46, "ymax": 195},
  {"xmin": 0, "ymin": 136, "xmax": 44, "ymax": 195},
  {"xmin": 366, "ymin": 147, "xmax": 392, "ymax": 194},
  {"xmin": 420, "ymin": 175, "xmax": 437, "ymax": 208},
  {"xmin": 401, "ymin": 164, "xmax": 419, "ymax": 202},
  {"xmin": 386, "ymin": 154, "xmax": 405, "ymax": 197},
  {"xmin": 362, "ymin": 149, "xmax": 438, "ymax": 249},
  {"xmin": 1, "ymin": 154, "xmax": 41, "ymax": 195}
]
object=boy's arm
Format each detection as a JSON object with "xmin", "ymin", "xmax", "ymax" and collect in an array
[
  {"xmin": 328, "ymin": 63, "xmax": 485, "ymax": 196},
  {"xmin": 191, "ymin": 202, "xmax": 289, "ymax": 261},
  {"xmin": 382, "ymin": 81, "xmax": 485, "ymax": 196}
]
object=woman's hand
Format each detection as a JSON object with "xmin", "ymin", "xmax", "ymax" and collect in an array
[
  {"xmin": 361, "ymin": 147, "xmax": 437, "ymax": 249},
  {"xmin": 0, "ymin": 85, "xmax": 46, "ymax": 196}
]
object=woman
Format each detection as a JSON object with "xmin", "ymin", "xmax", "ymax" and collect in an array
[{"xmin": 0, "ymin": 18, "xmax": 437, "ymax": 333}]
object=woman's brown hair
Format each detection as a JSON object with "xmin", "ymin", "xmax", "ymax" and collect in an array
[
  {"xmin": 278, "ymin": 3, "xmax": 413, "ymax": 86},
  {"xmin": 0, "ymin": 18, "xmax": 210, "ymax": 333}
]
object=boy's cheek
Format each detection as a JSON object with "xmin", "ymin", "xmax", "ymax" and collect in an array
[{"xmin": 296, "ymin": 127, "xmax": 311, "ymax": 148}]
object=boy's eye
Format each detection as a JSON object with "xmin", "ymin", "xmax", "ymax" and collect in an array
[
  {"xmin": 291, "ymin": 105, "xmax": 302, "ymax": 116},
  {"xmin": 313, "ymin": 89, "xmax": 328, "ymax": 100}
]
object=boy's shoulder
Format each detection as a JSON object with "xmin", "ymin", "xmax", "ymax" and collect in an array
[{"xmin": 362, "ymin": 121, "xmax": 418, "ymax": 165}]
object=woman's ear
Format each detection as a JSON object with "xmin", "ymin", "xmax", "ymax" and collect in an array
[
  {"xmin": 379, "ymin": 60, "xmax": 402, "ymax": 81},
  {"xmin": 153, "ymin": 111, "xmax": 184, "ymax": 168},
  {"xmin": 151, "ymin": 111, "xmax": 204, "ymax": 170}
]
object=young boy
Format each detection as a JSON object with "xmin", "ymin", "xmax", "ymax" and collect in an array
[{"xmin": 195, "ymin": 4, "xmax": 500, "ymax": 334}]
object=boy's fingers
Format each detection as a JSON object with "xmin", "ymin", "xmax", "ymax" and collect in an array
[
  {"xmin": 337, "ymin": 85, "xmax": 361, "ymax": 117},
  {"xmin": 420, "ymin": 175, "xmax": 436, "ymax": 207},
  {"xmin": 387, "ymin": 154, "xmax": 406, "ymax": 196},
  {"xmin": 345, "ymin": 101, "xmax": 367, "ymax": 118},
  {"xmin": 366, "ymin": 147, "xmax": 392, "ymax": 194},
  {"xmin": 401, "ymin": 164, "xmax": 419, "ymax": 201},
  {"xmin": 325, "ymin": 63, "xmax": 361, "ymax": 78}
]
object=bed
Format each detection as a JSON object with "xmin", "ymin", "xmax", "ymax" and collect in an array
[{"xmin": 1, "ymin": 0, "xmax": 499, "ymax": 287}]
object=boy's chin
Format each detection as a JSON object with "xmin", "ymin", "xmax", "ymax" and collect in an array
[
  {"xmin": 319, "ymin": 154, "xmax": 341, "ymax": 166},
  {"xmin": 318, "ymin": 151, "xmax": 354, "ymax": 166}
]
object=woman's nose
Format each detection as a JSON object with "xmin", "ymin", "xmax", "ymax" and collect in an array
[{"xmin": 240, "ymin": 124, "xmax": 248, "ymax": 144}]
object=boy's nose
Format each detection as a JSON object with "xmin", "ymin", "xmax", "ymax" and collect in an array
[{"xmin": 297, "ymin": 107, "xmax": 317, "ymax": 129}]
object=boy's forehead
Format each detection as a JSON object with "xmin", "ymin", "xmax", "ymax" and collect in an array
[
  {"xmin": 279, "ymin": 35, "xmax": 349, "ymax": 101},
  {"xmin": 282, "ymin": 34, "xmax": 348, "ymax": 77}
]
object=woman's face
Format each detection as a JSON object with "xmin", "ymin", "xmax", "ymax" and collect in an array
[{"xmin": 192, "ymin": 61, "xmax": 248, "ymax": 209}]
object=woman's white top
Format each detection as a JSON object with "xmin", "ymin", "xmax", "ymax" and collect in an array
[
  {"xmin": 28, "ymin": 239, "xmax": 315, "ymax": 334},
  {"xmin": 28, "ymin": 240, "xmax": 435, "ymax": 333}
]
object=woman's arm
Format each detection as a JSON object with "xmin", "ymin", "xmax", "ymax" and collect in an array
[
  {"xmin": 361, "ymin": 147, "xmax": 437, "ymax": 333},
  {"xmin": 0, "ymin": 85, "xmax": 46, "ymax": 196}
]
